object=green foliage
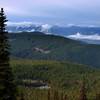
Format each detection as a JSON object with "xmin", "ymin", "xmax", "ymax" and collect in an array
[
  {"xmin": 9, "ymin": 32, "xmax": 100, "ymax": 68},
  {"xmin": 11, "ymin": 59, "xmax": 100, "ymax": 99},
  {"xmin": 79, "ymin": 81, "xmax": 87, "ymax": 100},
  {"xmin": 0, "ymin": 8, "xmax": 17, "ymax": 100}
]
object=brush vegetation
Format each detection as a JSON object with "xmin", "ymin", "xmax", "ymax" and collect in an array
[{"xmin": 11, "ymin": 59, "xmax": 100, "ymax": 100}]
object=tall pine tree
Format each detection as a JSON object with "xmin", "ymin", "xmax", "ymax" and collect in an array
[{"xmin": 0, "ymin": 8, "xmax": 17, "ymax": 100}]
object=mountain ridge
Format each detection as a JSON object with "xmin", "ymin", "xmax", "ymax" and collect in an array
[
  {"xmin": 6, "ymin": 22, "xmax": 100, "ymax": 44},
  {"xmin": 9, "ymin": 32, "xmax": 100, "ymax": 68},
  {"xmin": 7, "ymin": 22, "xmax": 100, "ymax": 35}
]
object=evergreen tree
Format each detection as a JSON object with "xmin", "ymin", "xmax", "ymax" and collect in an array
[{"xmin": 0, "ymin": 8, "xmax": 17, "ymax": 100}]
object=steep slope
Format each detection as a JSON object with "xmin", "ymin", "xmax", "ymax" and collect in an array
[{"xmin": 9, "ymin": 32, "xmax": 100, "ymax": 68}]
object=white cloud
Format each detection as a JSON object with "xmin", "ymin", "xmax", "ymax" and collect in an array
[
  {"xmin": 41, "ymin": 24, "xmax": 52, "ymax": 33},
  {"xmin": 67, "ymin": 33, "xmax": 100, "ymax": 40}
]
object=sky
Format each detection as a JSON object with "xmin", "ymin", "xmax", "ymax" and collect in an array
[{"xmin": 0, "ymin": 0, "xmax": 100, "ymax": 26}]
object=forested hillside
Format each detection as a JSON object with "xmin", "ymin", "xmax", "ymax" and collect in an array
[{"xmin": 9, "ymin": 32, "xmax": 100, "ymax": 68}]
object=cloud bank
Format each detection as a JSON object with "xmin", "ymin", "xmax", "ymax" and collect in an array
[{"xmin": 67, "ymin": 33, "xmax": 100, "ymax": 41}]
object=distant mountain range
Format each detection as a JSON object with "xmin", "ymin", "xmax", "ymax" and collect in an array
[
  {"xmin": 7, "ymin": 22, "xmax": 100, "ymax": 35},
  {"xmin": 7, "ymin": 22, "xmax": 100, "ymax": 44}
]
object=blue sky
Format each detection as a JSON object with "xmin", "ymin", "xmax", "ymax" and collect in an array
[{"xmin": 0, "ymin": 0, "xmax": 100, "ymax": 26}]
